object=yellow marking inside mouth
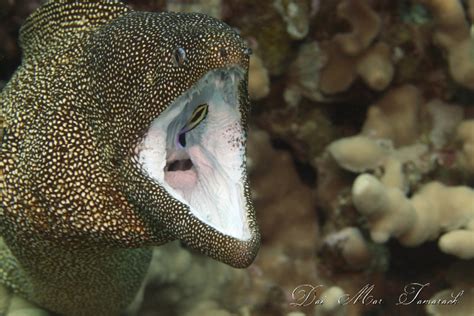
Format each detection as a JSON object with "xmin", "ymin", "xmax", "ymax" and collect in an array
[
  {"xmin": 184, "ymin": 103, "xmax": 209, "ymax": 133},
  {"xmin": 178, "ymin": 103, "xmax": 209, "ymax": 148}
]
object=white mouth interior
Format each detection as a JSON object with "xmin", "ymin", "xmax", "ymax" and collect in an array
[{"xmin": 135, "ymin": 68, "xmax": 251, "ymax": 241}]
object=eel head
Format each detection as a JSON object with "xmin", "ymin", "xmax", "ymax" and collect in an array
[{"xmin": 85, "ymin": 11, "xmax": 259, "ymax": 268}]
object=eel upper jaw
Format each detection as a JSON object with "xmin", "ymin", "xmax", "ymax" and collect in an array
[{"xmin": 136, "ymin": 66, "xmax": 256, "ymax": 249}]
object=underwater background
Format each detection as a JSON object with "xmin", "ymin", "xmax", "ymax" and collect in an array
[{"xmin": 1, "ymin": 0, "xmax": 473, "ymax": 315}]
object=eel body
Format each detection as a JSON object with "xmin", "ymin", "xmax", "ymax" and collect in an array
[{"xmin": 0, "ymin": 1, "xmax": 259, "ymax": 314}]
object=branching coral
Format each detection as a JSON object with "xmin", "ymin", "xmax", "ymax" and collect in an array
[
  {"xmin": 415, "ymin": 0, "xmax": 474, "ymax": 89},
  {"xmin": 427, "ymin": 99, "xmax": 464, "ymax": 149},
  {"xmin": 333, "ymin": 0, "xmax": 381, "ymax": 56},
  {"xmin": 352, "ymin": 174, "xmax": 474, "ymax": 260},
  {"xmin": 323, "ymin": 80, "xmax": 474, "ymax": 262},
  {"xmin": 285, "ymin": 41, "xmax": 326, "ymax": 105},
  {"xmin": 318, "ymin": 0, "xmax": 395, "ymax": 94},
  {"xmin": 426, "ymin": 287, "xmax": 474, "ymax": 316},
  {"xmin": 328, "ymin": 134, "xmax": 430, "ymax": 193},
  {"xmin": 318, "ymin": 40, "xmax": 359, "ymax": 95},
  {"xmin": 328, "ymin": 135, "xmax": 392, "ymax": 173},
  {"xmin": 356, "ymin": 42, "xmax": 394, "ymax": 92},
  {"xmin": 273, "ymin": 0, "xmax": 310, "ymax": 40},
  {"xmin": 315, "ymin": 286, "xmax": 347, "ymax": 316},
  {"xmin": 426, "ymin": 260, "xmax": 474, "ymax": 316},
  {"xmin": 361, "ymin": 85, "xmax": 423, "ymax": 146},
  {"xmin": 319, "ymin": 40, "xmax": 395, "ymax": 94},
  {"xmin": 322, "ymin": 227, "xmax": 373, "ymax": 270}
]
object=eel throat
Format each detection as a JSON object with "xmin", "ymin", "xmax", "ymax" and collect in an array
[{"xmin": 136, "ymin": 67, "xmax": 250, "ymax": 241}]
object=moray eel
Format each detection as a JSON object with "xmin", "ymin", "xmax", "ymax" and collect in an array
[{"xmin": 0, "ymin": 1, "xmax": 260, "ymax": 314}]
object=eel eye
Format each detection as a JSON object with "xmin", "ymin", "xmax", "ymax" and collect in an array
[
  {"xmin": 176, "ymin": 103, "xmax": 209, "ymax": 148},
  {"xmin": 219, "ymin": 47, "xmax": 228, "ymax": 58},
  {"xmin": 174, "ymin": 47, "xmax": 187, "ymax": 66},
  {"xmin": 244, "ymin": 47, "xmax": 252, "ymax": 56}
]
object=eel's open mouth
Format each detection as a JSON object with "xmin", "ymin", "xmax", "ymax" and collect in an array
[{"xmin": 136, "ymin": 67, "xmax": 251, "ymax": 241}]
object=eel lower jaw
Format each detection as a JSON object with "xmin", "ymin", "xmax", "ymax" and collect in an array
[{"xmin": 136, "ymin": 66, "xmax": 255, "ymax": 247}]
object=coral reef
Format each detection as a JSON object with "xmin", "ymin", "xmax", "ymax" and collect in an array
[
  {"xmin": 2, "ymin": 0, "xmax": 474, "ymax": 315},
  {"xmin": 415, "ymin": 0, "xmax": 474, "ymax": 89},
  {"xmin": 353, "ymin": 174, "xmax": 474, "ymax": 258}
]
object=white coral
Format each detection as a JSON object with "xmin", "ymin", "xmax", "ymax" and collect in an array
[{"xmin": 352, "ymin": 174, "xmax": 474, "ymax": 258}]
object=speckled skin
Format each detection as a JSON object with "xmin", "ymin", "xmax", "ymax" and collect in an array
[{"xmin": 0, "ymin": 1, "xmax": 259, "ymax": 315}]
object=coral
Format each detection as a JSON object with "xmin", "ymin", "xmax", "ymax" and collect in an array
[
  {"xmin": 273, "ymin": 0, "xmax": 310, "ymax": 40},
  {"xmin": 352, "ymin": 174, "xmax": 474, "ymax": 258},
  {"xmin": 455, "ymin": 120, "xmax": 474, "ymax": 173},
  {"xmin": 426, "ymin": 288, "xmax": 474, "ymax": 316},
  {"xmin": 318, "ymin": 40, "xmax": 358, "ymax": 95},
  {"xmin": 4, "ymin": 0, "xmax": 474, "ymax": 315},
  {"xmin": 248, "ymin": 54, "xmax": 270, "ymax": 100},
  {"xmin": 319, "ymin": 40, "xmax": 395, "ymax": 94},
  {"xmin": 356, "ymin": 42, "xmax": 394, "ymax": 92},
  {"xmin": 426, "ymin": 99, "xmax": 463, "ymax": 149},
  {"xmin": 317, "ymin": 1, "xmax": 396, "ymax": 94},
  {"xmin": 315, "ymin": 286, "xmax": 347, "ymax": 316},
  {"xmin": 322, "ymin": 227, "xmax": 372, "ymax": 270},
  {"xmin": 415, "ymin": 0, "xmax": 474, "ymax": 89},
  {"xmin": 438, "ymin": 230, "xmax": 474, "ymax": 259},
  {"xmin": 426, "ymin": 260, "xmax": 474, "ymax": 316},
  {"xmin": 246, "ymin": 128, "xmax": 321, "ymax": 314},
  {"xmin": 361, "ymin": 85, "xmax": 423, "ymax": 146},
  {"xmin": 328, "ymin": 134, "xmax": 431, "ymax": 192},
  {"xmin": 136, "ymin": 242, "xmax": 251, "ymax": 315},
  {"xmin": 285, "ymin": 41, "xmax": 326, "ymax": 105},
  {"xmin": 258, "ymin": 106, "xmax": 335, "ymax": 162},
  {"xmin": 248, "ymin": 129, "xmax": 318, "ymax": 252},
  {"xmin": 327, "ymin": 135, "xmax": 391, "ymax": 173},
  {"xmin": 316, "ymin": 73, "xmax": 473, "ymax": 313},
  {"xmin": 333, "ymin": 0, "xmax": 381, "ymax": 56},
  {"xmin": 226, "ymin": 0, "xmax": 293, "ymax": 75}
]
